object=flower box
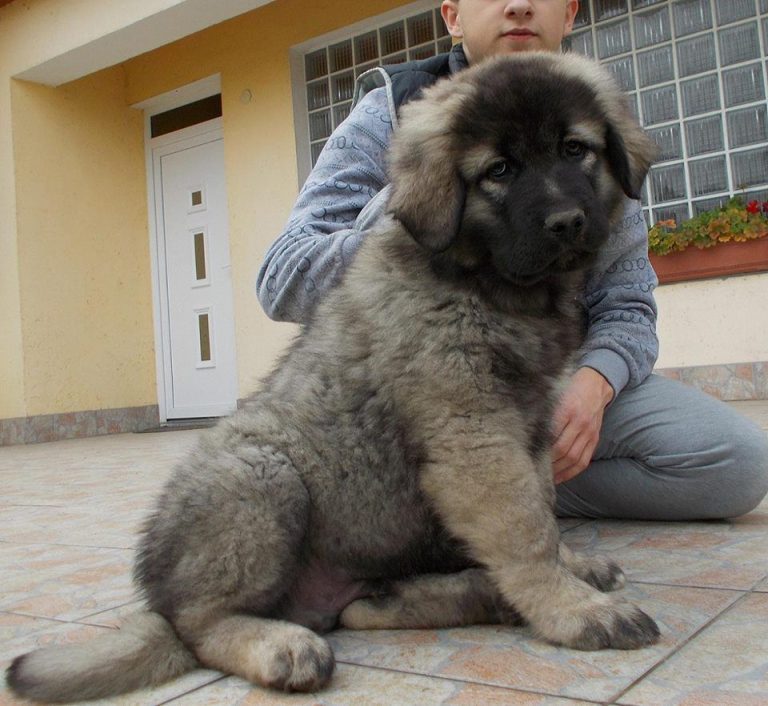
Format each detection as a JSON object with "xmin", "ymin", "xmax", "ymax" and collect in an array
[
  {"xmin": 648, "ymin": 198, "xmax": 768, "ymax": 285},
  {"xmin": 650, "ymin": 236, "xmax": 768, "ymax": 284}
]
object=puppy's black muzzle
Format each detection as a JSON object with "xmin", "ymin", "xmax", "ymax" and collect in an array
[{"xmin": 544, "ymin": 208, "xmax": 586, "ymax": 241}]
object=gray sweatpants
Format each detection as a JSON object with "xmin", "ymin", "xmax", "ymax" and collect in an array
[{"xmin": 555, "ymin": 374, "xmax": 768, "ymax": 520}]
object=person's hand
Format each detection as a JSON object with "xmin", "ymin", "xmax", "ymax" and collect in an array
[{"xmin": 551, "ymin": 367, "xmax": 614, "ymax": 485}]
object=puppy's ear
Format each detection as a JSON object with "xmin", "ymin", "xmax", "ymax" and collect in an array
[
  {"xmin": 386, "ymin": 79, "xmax": 471, "ymax": 252},
  {"xmin": 547, "ymin": 53, "xmax": 656, "ymax": 201},
  {"xmin": 388, "ymin": 144, "xmax": 466, "ymax": 252},
  {"xmin": 605, "ymin": 118, "xmax": 657, "ymax": 200}
]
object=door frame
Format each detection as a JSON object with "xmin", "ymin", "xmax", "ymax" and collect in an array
[{"xmin": 135, "ymin": 75, "xmax": 236, "ymax": 422}]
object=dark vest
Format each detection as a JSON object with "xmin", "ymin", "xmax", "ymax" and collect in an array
[{"xmin": 354, "ymin": 44, "xmax": 469, "ymax": 116}]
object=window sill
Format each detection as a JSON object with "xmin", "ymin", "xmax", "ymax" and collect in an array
[{"xmin": 649, "ymin": 237, "xmax": 768, "ymax": 285}]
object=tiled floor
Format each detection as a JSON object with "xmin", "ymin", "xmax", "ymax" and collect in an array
[{"xmin": 1, "ymin": 402, "xmax": 767, "ymax": 705}]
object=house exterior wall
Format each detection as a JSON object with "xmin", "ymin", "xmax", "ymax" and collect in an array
[
  {"xmin": 0, "ymin": 0, "xmax": 186, "ymax": 420},
  {"xmin": 11, "ymin": 69, "xmax": 153, "ymax": 415},
  {"xmin": 120, "ymin": 0, "xmax": 416, "ymax": 397},
  {"xmin": 655, "ymin": 273, "xmax": 768, "ymax": 368},
  {"xmin": 0, "ymin": 0, "xmax": 413, "ymax": 425},
  {"xmin": 1, "ymin": 0, "xmax": 766, "ymax": 435}
]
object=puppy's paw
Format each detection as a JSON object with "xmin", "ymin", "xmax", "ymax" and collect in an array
[
  {"xmin": 559, "ymin": 546, "xmax": 626, "ymax": 592},
  {"xmin": 548, "ymin": 601, "xmax": 660, "ymax": 651},
  {"xmin": 253, "ymin": 629, "xmax": 334, "ymax": 692},
  {"xmin": 580, "ymin": 556, "xmax": 626, "ymax": 593},
  {"xmin": 607, "ymin": 606, "xmax": 661, "ymax": 650}
]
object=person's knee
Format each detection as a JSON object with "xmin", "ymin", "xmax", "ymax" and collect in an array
[{"xmin": 720, "ymin": 422, "xmax": 768, "ymax": 518}]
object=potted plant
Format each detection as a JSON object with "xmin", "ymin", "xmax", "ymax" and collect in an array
[{"xmin": 648, "ymin": 197, "xmax": 768, "ymax": 284}]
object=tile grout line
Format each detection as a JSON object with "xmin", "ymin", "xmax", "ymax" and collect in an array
[
  {"xmin": 0, "ymin": 539, "xmax": 137, "ymax": 550},
  {"xmin": 607, "ymin": 589, "xmax": 752, "ymax": 705},
  {"xmin": 152, "ymin": 661, "xmax": 612, "ymax": 706},
  {"xmin": 76, "ymin": 599, "xmax": 144, "ymax": 623},
  {"xmin": 0, "ymin": 503, "xmax": 66, "ymax": 508},
  {"xmin": 0, "ymin": 598, "xmax": 143, "ymax": 626},
  {"xmin": 0, "ymin": 609, "xmax": 117, "ymax": 628},
  {"xmin": 627, "ymin": 578, "xmax": 755, "ymax": 592},
  {"xmin": 154, "ymin": 675, "xmax": 229, "ymax": 705},
  {"xmin": 747, "ymin": 572, "xmax": 768, "ymax": 591},
  {"xmin": 559, "ymin": 519, "xmax": 593, "ymax": 533},
  {"xmin": 333, "ymin": 658, "xmax": 609, "ymax": 704}
]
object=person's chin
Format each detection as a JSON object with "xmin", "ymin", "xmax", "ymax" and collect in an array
[{"xmin": 499, "ymin": 34, "xmax": 542, "ymax": 52}]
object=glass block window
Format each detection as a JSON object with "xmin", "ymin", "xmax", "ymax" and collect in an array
[
  {"xmin": 637, "ymin": 45, "xmax": 675, "ymax": 86},
  {"xmin": 685, "ymin": 115, "xmax": 725, "ymax": 156},
  {"xmin": 300, "ymin": 3, "xmax": 451, "ymax": 169},
  {"xmin": 672, "ymin": 0, "xmax": 713, "ymax": 37},
  {"xmin": 565, "ymin": 0, "xmax": 768, "ymax": 223},
  {"xmin": 646, "ymin": 124, "xmax": 682, "ymax": 161},
  {"xmin": 728, "ymin": 105, "xmax": 768, "ymax": 147},
  {"xmin": 298, "ymin": 1, "xmax": 768, "ymax": 220},
  {"xmin": 597, "ymin": 19, "xmax": 633, "ymax": 57},
  {"xmin": 634, "ymin": 5, "xmax": 671, "ymax": 47},
  {"xmin": 676, "ymin": 34, "xmax": 717, "ymax": 76},
  {"xmin": 715, "ymin": 0, "xmax": 757, "ymax": 27}
]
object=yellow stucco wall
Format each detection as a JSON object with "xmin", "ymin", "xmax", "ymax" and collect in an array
[
  {"xmin": 122, "ymin": 0, "xmax": 416, "ymax": 396},
  {"xmin": 5, "ymin": 0, "xmax": 764, "ymax": 422},
  {"xmin": 2, "ymin": 0, "xmax": 414, "ymax": 419},
  {"xmin": 11, "ymin": 68, "xmax": 153, "ymax": 415},
  {"xmin": 0, "ymin": 4, "xmax": 29, "ymax": 419}
]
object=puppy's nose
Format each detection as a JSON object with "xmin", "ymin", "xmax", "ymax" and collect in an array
[{"xmin": 544, "ymin": 209, "xmax": 586, "ymax": 239}]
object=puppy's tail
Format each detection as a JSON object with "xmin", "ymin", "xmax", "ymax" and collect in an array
[{"xmin": 5, "ymin": 612, "xmax": 197, "ymax": 703}]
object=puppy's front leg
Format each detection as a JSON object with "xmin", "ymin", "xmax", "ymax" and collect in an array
[
  {"xmin": 558, "ymin": 542, "xmax": 626, "ymax": 593},
  {"xmin": 420, "ymin": 440, "xmax": 659, "ymax": 650}
]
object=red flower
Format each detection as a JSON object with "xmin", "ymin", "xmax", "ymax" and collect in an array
[
  {"xmin": 746, "ymin": 200, "xmax": 760, "ymax": 214},
  {"xmin": 762, "ymin": 202, "xmax": 768, "ymax": 214}
]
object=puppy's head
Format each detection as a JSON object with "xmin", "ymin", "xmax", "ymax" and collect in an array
[{"xmin": 387, "ymin": 53, "xmax": 656, "ymax": 286}]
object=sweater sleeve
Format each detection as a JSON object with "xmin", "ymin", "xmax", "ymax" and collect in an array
[
  {"xmin": 257, "ymin": 88, "xmax": 394, "ymax": 323},
  {"xmin": 578, "ymin": 198, "xmax": 659, "ymax": 397}
]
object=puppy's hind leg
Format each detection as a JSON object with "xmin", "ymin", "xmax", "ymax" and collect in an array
[
  {"xmin": 145, "ymin": 442, "xmax": 334, "ymax": 692},
  {"xmin": 339, "ymin": 568, "xmax": 522, "ymax": 630},
  {"xmin": 182, "ymin": 614, "xmax": 334, "ymax": 692}
]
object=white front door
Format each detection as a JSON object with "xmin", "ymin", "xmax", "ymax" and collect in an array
[{"xmin": 153, "ymin": 125, "xmax": 238, "ymax": 419}]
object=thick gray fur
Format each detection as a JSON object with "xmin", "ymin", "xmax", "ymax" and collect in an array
[{"xmin": 7, "ymin": 53, "xmax": 659, "ymax": 703}]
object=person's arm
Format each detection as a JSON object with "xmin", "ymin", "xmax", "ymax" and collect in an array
[
  {"xmin": 578, "ymin": 198, "xmax": 659, "ymax": 396},
  {"xmin": 552, "ymin": 198, "xmax": 659, "ymax": 482},
  {"xmin": 257, "ymin": 88, "xmax": 394, "ymax": 324}
]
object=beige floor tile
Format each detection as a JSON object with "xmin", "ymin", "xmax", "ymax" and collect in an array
[
  {"xmin": 0, "ymin": 430, "xmax": 200, "ymax": 501},
  {"xmin": 557, "ymin": 518, "xmax": 589, "ymax": 532},
  {"xmin": 0, "ymin": 505, "xmax": 144, "ymax": 549},
  {"xmin": 168, "ymin": 663, "xmax": 596, "ymax": 706},
  {"xmin": 729, "ymin": 400, "xmax": 768, "ymax": 431},
  {"xmin": 0, "ymin": 616, "xmax": 593, "ymax": 706},
  {"xmin": 1, "ymin": 415, "xmax": 766, "ymax": 704},
  {"xmin": 561, "ymin": 515, "xmax": 768, "ymax": 590},
  {"xmin": 76, "ymin": 599, "xmax": 147, "ymax": 627},
  {"xmin": 327, "ymin": 583, "xmax": 739, "ymax": 702},
  {"xmin": 0, "ymin": 613, "xmax": 222, "ymax": 706},
  {"xmin": 0, "ymin": 542, "xmax": 137, "ymax": 621},
  {"xmin": 618, "ymin": 592, "xmax": 768, "ymax": 706}
]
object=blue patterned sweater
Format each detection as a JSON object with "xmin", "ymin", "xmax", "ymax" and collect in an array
[{"xmin": 257, "ymin": 67, "xmax": 659, "ymax": 397}]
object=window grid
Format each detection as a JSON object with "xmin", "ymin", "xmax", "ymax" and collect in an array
[
  {"xmin": 301, "ymin": 1, "xmax": 768, "ymax": 224},
  {"xmin": 567, "ymin": 0, "xmax": 768, "ymax": 224},
  {"xmin": 304, "ymin": 4, "xmax": 450, "ymax": 166}
]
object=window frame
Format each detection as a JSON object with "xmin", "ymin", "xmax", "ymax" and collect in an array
[
  {"xmin": 290, "ymin": 0, "xmax": 768, "ymax": 225},
  {"xmin": 289, "ymin": 0, "xmax": 447, "ymax": 187}
]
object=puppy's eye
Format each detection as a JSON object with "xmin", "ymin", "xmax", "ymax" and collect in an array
[
  {"xmin": 487, "ymin": 160, "xmax": 510, "ymax": 179},
  {"xmin": 563, "ymin": 140, "xmax": 588, "ymax": 160}
]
